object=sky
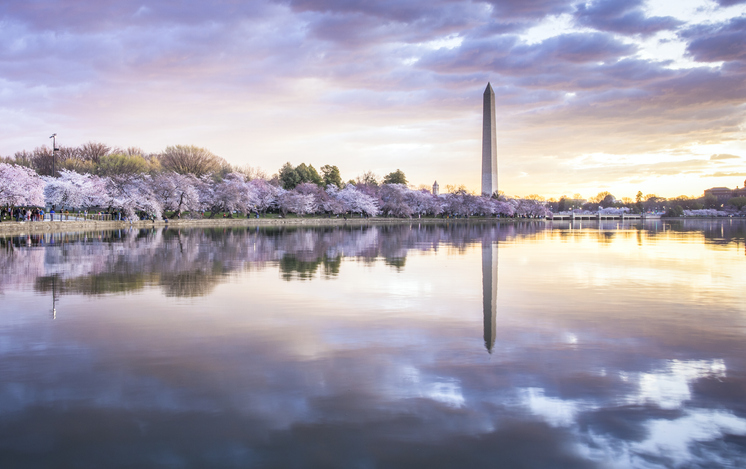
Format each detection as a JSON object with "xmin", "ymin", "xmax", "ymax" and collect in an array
[{"xmin": 1, "ymin": 0, "xmax": 745, "ymax": 200}]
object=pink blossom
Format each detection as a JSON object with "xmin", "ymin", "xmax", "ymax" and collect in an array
[
  {"xmin": 0, "ymin": 163, "xmax": 45, "ymax": 207},
  {"xmin": 43, "ymin": 170, "xmax": 108, "ymax": 209}
]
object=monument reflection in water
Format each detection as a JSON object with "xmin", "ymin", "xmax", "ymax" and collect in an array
[
  {"xmin": 483, "ymin": 240, "xmax": 497, "ymax": 353},
  {"xmin": 0, "ymin": 220, "xmax": 745, "ymax": 468}
]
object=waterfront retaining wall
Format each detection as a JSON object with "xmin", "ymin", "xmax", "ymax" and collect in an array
[{"xmin": 0, "ymin": 216, "xmax": 525, "ymax": 236}]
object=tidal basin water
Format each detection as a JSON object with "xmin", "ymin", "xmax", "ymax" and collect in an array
[{"xmin": 1, "ymin": 220, "xmax": 745, "ymax": 468}]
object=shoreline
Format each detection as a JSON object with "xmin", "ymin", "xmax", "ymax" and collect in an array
[
  {"xmin": 0, "ymin": 216, "xmax": 529, "ymax": 236},
  {"xmin": 0, "ymin": 215, "xmax": 735, "ymax": 236}
]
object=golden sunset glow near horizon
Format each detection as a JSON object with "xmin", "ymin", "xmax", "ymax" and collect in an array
[{"xmin": 1, "ymin": 0, "xmax": 745, "ymax": 200}]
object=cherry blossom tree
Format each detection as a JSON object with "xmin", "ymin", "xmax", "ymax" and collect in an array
[
  {"xmin": 107, "ymin": 175, "xmax": 163, "ymax": 220},
  {"xmin": 442, "ymin": 191, "xmax": 468, "ymax": 217},
  {"xmin": 461, "ymin": 192, "xmax": 480, "ymax": 217},
  {"xmin": 473, "ymin": 196, "xmax": 495, "ymax": 216},
  {"xmin": 246, "ymin": 179, "xmax": 279, "ymax": 215},
  {"xmin": 3, "ymin": 154, "xmax": 577, "ymax": 222},
  {"xmin": 320, "ymin": 185, "xmax": 346, "ymax": 215},
  {"xmin": 405, "ymin": 189, "xmax": 438, "ymax": 217},
  {"xmin": 493, "ymin": 200, "xmax": 514, "ymax": 217},
  {"xmin": 514, "ymin": 198, "xmax": 549, "ymax": 218},
  {"xmin": 152, "ymin": 172, "xmax": 201, "ymax": 217},
  {"xmin": 0, "ymin": 163, "xmax": 45, "ymax": 208},
  {"xmin": 278, "ymin": 191, "xmax": 315, "ymax": 216},
  {"xmin": 598, "ymin": 206, "xmax": 630, "ymax": 215},
  {"xmin": 334, "ymin": 184, "xmax": 379, "ymax": 217},
  {"xmin": 682, "ymin": 209, "xmax": 729, "ymax": 217},
  {"xmin": 293, "ymin": 183, "xmax": 325, "ymax": 214},
  {"xmin": 201, "ymin": 173, "xmax": 249, "ymax": 217},
  {"xmin": 379, "ymin": 184, "xmax": 413, "ymax": 218},
  {"xmin": 43, "ymin": 170, "xmax": 108, "ymax": 210}
]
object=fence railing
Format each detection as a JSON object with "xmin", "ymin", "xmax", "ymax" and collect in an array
[
  {"xmin": 42, "ymin": 213, "xmax": 115, "ymax": 222},
  {"xmin": 2, "ymin": 212, "xmax": 127, "ymax": 222}
]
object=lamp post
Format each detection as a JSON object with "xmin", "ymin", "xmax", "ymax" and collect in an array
[{"xmin": 49, "ymin": 133, "xmax": 59, "ymax": 176}]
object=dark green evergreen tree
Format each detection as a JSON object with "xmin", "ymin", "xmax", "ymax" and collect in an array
[
  {"xmin": 321, "ymin": 165, "xmax": 343, "ymax": 188},
  {"xmin": 279, "ymin": 162, "xmax": 300, "ymax": 189},
  {"xmin": 383, "ymin": 169, "xmax": 407, "ymax": 185},
  {"xmin": 306, "ymin": 164, "xmax": 323, "ymax": 186}
]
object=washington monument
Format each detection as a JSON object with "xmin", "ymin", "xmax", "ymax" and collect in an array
[{"xmin": 481, "ymin": 83, "xmax": 498, "ymax": 197}]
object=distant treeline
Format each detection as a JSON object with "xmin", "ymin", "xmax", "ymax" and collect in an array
[
  {"xmin": 1, "ymin": 143, "xmax": 258, "ymax": 180},
  {"xmin": 543, "ymin": 190, "xmax": 746, "ymax": 215},
  {"xmin": 0, "ymin": 143, "xmax": 547, "ymax": 221},
  {"xmin": 2, "ymin": 143, "xmax": 745, "ymax": 219},
  {"xmin": 0, "ymin": 142, "xmax": 412, "ymax": 188}
]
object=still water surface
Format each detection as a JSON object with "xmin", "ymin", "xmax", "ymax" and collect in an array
[{"xmin": 0, "ymin": 220, "xmax": 745, "ymax": 468}]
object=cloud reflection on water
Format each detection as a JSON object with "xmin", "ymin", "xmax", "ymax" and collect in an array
[{"xmin": 0, "ymin": 220, "xmax": 744, "ymax": 468}]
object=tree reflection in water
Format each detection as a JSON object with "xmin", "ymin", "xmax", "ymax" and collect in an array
[
  {"xmin": 0, "ymin": 220, "xmax": 745, "ymax": 468},
  {"xmin": 1, "ymin": 223, "xmax": 524, "ymax": 297},
  {"xmin": 1, "ymin": 220, "xmax": 744, "ymax": 299}
]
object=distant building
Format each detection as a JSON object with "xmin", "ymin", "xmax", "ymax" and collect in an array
[
  {"xmin": 432, "ymin": 180, "xmax": 439, "ymax": 196},
  {"xmin": 704, "ymin": 179, "xmax": 746, "ymax": 201},
  {"xmin": 705, "ymin": 187, "xmax": 735, "ymax": 202}
]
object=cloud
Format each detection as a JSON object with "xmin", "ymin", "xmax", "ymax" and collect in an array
[
  {"xmin": 574, "ymin": 0, "xmax": 683, "ymax": 36},
  {"xmin": 701, "ymin": 171, "xmax": 746, "ymax": 178},
  {"xmin": 285, "ymin": 0, "xmax": 452, "ymax": 23},
  {"xmin": 286, "ymin": 0, "xmax": 578, "ymax": 24},
  {"xmin": 710, "ymin": 153, "xmax": 741, "ymax": 160},
  {"xmin": 713, "ymin": 0, "xmax": 746, "ymax": 6},
  {"xmin": 633, "ymin": 410, "xmax": 746, "ymax": 467},
  {"xmin": 283, "ymin": 0, "xmax": 499, "ymax": 51},
  {"xmin": 522, "ymin": 31, "xmax": 638, "ymax": 63},
  {"xmin": 682, "ymin": 17, "xmax": 746, "ymax": 63},
  {"xmin": 419, "ymin": 31, "xmax": 637, "ymax": 82},
  {"xmin": 4, "ymin": 225, "xmax": 746, "ymax": 467},
  {"xmin": 551, "ymin": 159, "xmax": 713, "ymax": 185},
  {"xmin": 0, "ymin": 0, "xmax": 745, "ymax": 197},
  {"xmin": 483, "ymin": 0, "xmax": 577, "ymax": 19},
  {"xmin": 0, "ymin": 0, "xmax": 273, "ymax": 32}
]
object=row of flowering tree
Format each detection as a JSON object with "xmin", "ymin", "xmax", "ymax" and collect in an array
[
  {"xmin": 0, "ymin": 163, "xmax": 46, "ymax": 210},
  {"xmin": 1, "ymin": 163, "xmax": 554, "ymax": 221}
]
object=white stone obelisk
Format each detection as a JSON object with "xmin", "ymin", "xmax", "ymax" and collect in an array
[{"xmin": 481, "ymin": 83, "xmax": 498, "ymax": 197}]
